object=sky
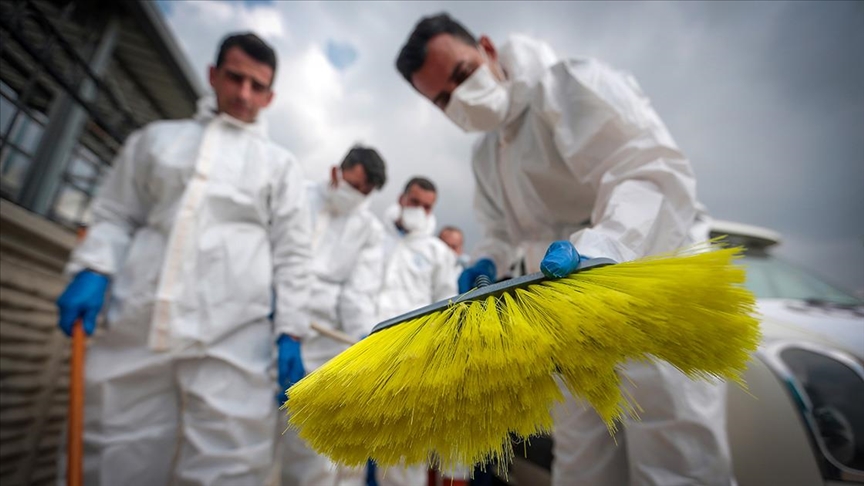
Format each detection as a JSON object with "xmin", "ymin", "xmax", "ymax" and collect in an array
[{"xmin": 155, "ymin": 0, "xmax": 864, "ymax": 293}]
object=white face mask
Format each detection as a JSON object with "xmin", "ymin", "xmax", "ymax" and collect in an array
[
  {"xmin": 400, "ymin": 206, "xmax": 429, "ymax": 233},
  {"xmin": 326, "ymin": 179, "xmax": 366, "ymax": 215},
  {"xmin": 444, "ymin": 63, "xmax": 509, "ymax": 133},
  {"xmin": 456, "ymin": 254, "xmax": 471, "ymax": 268}
]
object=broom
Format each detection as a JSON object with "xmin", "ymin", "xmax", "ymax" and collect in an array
[
  {"xmin": 284, "ymin": 241, "xmax": 760, "ymax": 474},
  {"xmin": 67, "ymin": 226, "xmax": 89, "ymax": 486},
  {"xmin": 67, "ymin": 319, "xmax": 85, "ymax": 486}
]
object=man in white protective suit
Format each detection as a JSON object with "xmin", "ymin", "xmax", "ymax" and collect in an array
[
  {"xmin": 395, "ymin": 13, "xmax": 729, "ymax": 486},
  {"xmin": 439, "ymin": 225, "xmax": 471, "ymax": 271},
  {"xmin": 54, "ymin": 33, "xmax": 312, "ymax": 485},
  {"xmin": 279, "ymin": 145, "xmax": 388, "ymax": 486},
  {"xmin": 370, "ymin": 177, "xmax": 458, "ymax": 486}
]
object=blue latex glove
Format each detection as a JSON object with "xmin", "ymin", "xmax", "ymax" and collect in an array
[
  {"xmin": 56, "ymin": 270, "xmax": 110, "ymax": 336},
  {"xmin": 276, "ymin": 334, "xmax": 305, "ymax": 406},
  {"xmin": 458, "ymin": 258, "xmax": 497, "ymax": 293},
  {"xmin": 540, "ymin": 240, "xmax": 589, "ymax": 279}
]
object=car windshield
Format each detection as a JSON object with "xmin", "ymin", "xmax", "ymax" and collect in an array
[{"xmin": 740, "ymin": 255, "xmax": 861, "ymax": 305}]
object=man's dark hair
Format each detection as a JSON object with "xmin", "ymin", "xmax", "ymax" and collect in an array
[
  {"xmin": 216, "ymin": 32, "xmax": 278, "ymax": 82},
  {"xmin": 395, "ymin": 13, "xmax": 478, "ymax": 83},
  {"xmin": 341, "ymin": 145, "xmax": 387, "ymax": 190},
  {"xmin": 403, "ymin": 176, "xmax": 437, "ymax": 194}
]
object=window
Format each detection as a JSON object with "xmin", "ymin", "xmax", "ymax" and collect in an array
[
  {"xmin": 740, "ymin": 255, "xmax": 860, "ymax": 305},
  {"xmin": 50, "ymin": 144, "xmax": 107, "ymax": 227},
  {"xmin": 0, "ymin": 81, "xmax": 49, "ymax": 199},
  {"xmin": 0, "ymin": 0, "xmax": 134, "ymax": 229},
  {"xmin": 781, "ymin": 347, "xmax": 864, "ymax": 472}
]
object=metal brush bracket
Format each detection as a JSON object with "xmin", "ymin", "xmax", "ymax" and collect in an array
[{"xmin": 370, "ymin": 257, "xmax": 616, "ymax": 334}]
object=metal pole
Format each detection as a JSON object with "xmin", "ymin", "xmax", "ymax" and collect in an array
[{"xmin": 17, "ymin": 12, "xmax": 120, "ymax": 215}]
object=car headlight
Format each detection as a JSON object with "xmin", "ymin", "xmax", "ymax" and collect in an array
[{"xmin": 761, "ymin": 342, "xmax": 864, "ymax": 482}]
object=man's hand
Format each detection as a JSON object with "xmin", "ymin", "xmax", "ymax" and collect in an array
[
  {"xmin": 540, "ymin": 240, "xmax": 588, "ymax": 279},
  {"xmin": 276, "ymin": 333, "xmax": 305, "ymax": 406},
  {"xmin": 458, "ymin": 258, "xmax": 497, "ymax": 293},
  {"xmin": 56, "ymin": 270, "xmax": 110, "ymax": 336}
]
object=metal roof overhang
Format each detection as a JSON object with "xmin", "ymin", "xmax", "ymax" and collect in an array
[{"xmin": 0, "ymin": 0, "xmax": 204, "ymax": 144}]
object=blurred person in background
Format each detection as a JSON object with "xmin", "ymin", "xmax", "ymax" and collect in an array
[
  {"xmin": 55, "ymin": 32, "xmax": 312, "ymax": 485},
  {"xmin": 372, "ymin": 177, "xmax": 458, "ymax": 486},
  {"xmin": 433, "ymin": 223, "xmax": 471, "ymax": 486},
  {"xmin": 280, "ymin": 145, "xmax": 388, "ymax": 486},
  {"xmin": 395, "ymin": 13, "xmax": 728, "ymax": 486},
  {"xmin": 439, "ymin": 225, "xmax": 470, "ymax": 270},
  {"xmin": 438, "ymin": 225, "xmax": 465, "ymax": 256}
]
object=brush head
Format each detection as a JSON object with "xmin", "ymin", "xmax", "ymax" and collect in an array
[
  {"xmin": 371, "ymin": 257, "xmax": 617, "ymax": 334},
  {"xmin": 285, "ymin": 243, "xmax": 760, "ymax": 473}
]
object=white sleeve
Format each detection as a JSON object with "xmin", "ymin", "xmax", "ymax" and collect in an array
[
  {"xmin": 337, "ymin": 220, "xmax": 385, "ymax": 340},
  {"xmin": 544, "ymin": 60, "xmax": 700, "ymax": 261},
  {"xmin": 471, "ymin": 146, "xmax": 518, "ymax": 276},
  {"xmin": 67, "ymin": 129, "xmax": 150, "ymax": 276},
  {"xmin": 271, "ymin": 157, "xmax": 314, "ymax": 338},
  {"xmin": 431, "ymin": 244, "xmax": 458, "ymax": 302}
]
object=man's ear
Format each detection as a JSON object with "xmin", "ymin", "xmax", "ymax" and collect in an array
[
  {"xmin": 262, "ymin": 89, "xmax": 275, "ymax": 108},
  {"xmin": 478, "ymin": 35, "xmax": 507, "ymax": 80},
  {"xmin": 478, "ymin": 35, "xmax": 498, "ymax": 64},
  {"xmin": 208, "ymin": 65, "xmax": 218, "ymax": 89},
  {"xmin": 330, "ymin": 166, "xmax": 339, "ymax": 187}
]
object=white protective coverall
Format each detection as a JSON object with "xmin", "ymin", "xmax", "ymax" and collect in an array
[
  {"xmin": 377, "ymin": 204, "xmax": 457, "ymax": 325},
  {"xmin": 59, "ymin": 97, "xmax": 312, "ymax": 486},
  {"xmin": 467, "ymin": 36, "xmax": 729, "ymax": 486},
  {"xmin": 281, "ymin": 180, "xmax": 385, "ymax": 486},
  {"xmin": 375, "ymin": 204, "xmax": 457, "ymax": 486}
]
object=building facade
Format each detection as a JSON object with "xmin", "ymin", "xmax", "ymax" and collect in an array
[{"xmin": 0, "ymin": 1, "xmax": 201, "ymax": 483}]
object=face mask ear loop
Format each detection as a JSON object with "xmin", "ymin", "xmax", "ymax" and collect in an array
[{"xmin": 480, "ymin": 47, "xmax": 506, "ymax": 82}]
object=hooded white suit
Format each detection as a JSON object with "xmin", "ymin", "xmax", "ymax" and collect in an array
[
  {"xmin": 281, "ymin": 180, "xmax": 386, "ymax": 486},
  {"xmin": 465, "ymin": 35, "xmax": 729, "ymax": 486},
  {"xmin": 377, "ymin": 204, "xmax": 457, "ymax": 324},
  {"xmin": 60, "ymin": 97, "xmax": 312, "ymax": 485},
  {"xmin": 374, "ymin": 204, "xmax": 457, "ymax": 486}
]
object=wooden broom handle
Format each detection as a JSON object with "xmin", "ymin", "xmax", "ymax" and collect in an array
[
  {"xmin": 310, "ymin": 322, "xmax": 358, "ymax": 346},
  {"xmin": 67, "ymin": 320, "xmax": 85, "ymax": 486}
]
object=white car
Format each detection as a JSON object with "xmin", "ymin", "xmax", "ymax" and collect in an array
[
  {"xmin": 491, "ymin": 222, "xmax": 864, "ymax": 486},
  {"xmin": 715, "ymin": 221, "xmax": 864, "ymax": 485}
]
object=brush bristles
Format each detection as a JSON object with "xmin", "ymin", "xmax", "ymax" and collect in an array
[{"xmin": 285, "ymin": 243, "xmax": 761, "ymax": 473}]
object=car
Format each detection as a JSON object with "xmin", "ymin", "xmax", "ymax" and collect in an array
[
  {"xmin": 714, "ymin": 220, "xmax": 864, "ymax": 485},
  {"xmin": 485, "ymin": 221, "xmax": 864, "ymax": 486}
]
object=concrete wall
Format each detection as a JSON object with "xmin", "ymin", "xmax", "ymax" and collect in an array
[{"xmin": 0, "ymin": 199, "xmax": 76, "ymax": 485}]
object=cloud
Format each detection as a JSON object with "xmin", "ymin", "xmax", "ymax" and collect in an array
[
  {"xmin": 268, "ymin": 43, "xmax": 377, "ymax": 176},
  {"xmin": 160, "ymin": 1, "xmax": 864, "ymax": 292},
  {"xmin": 164, "ymin": 0, "xmax": 286, "ymax": 55}
]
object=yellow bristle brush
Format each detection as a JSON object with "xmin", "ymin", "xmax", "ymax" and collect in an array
[{"xmin": 284, "ymin": 240, "xmax": 761, "ymax": 474}]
